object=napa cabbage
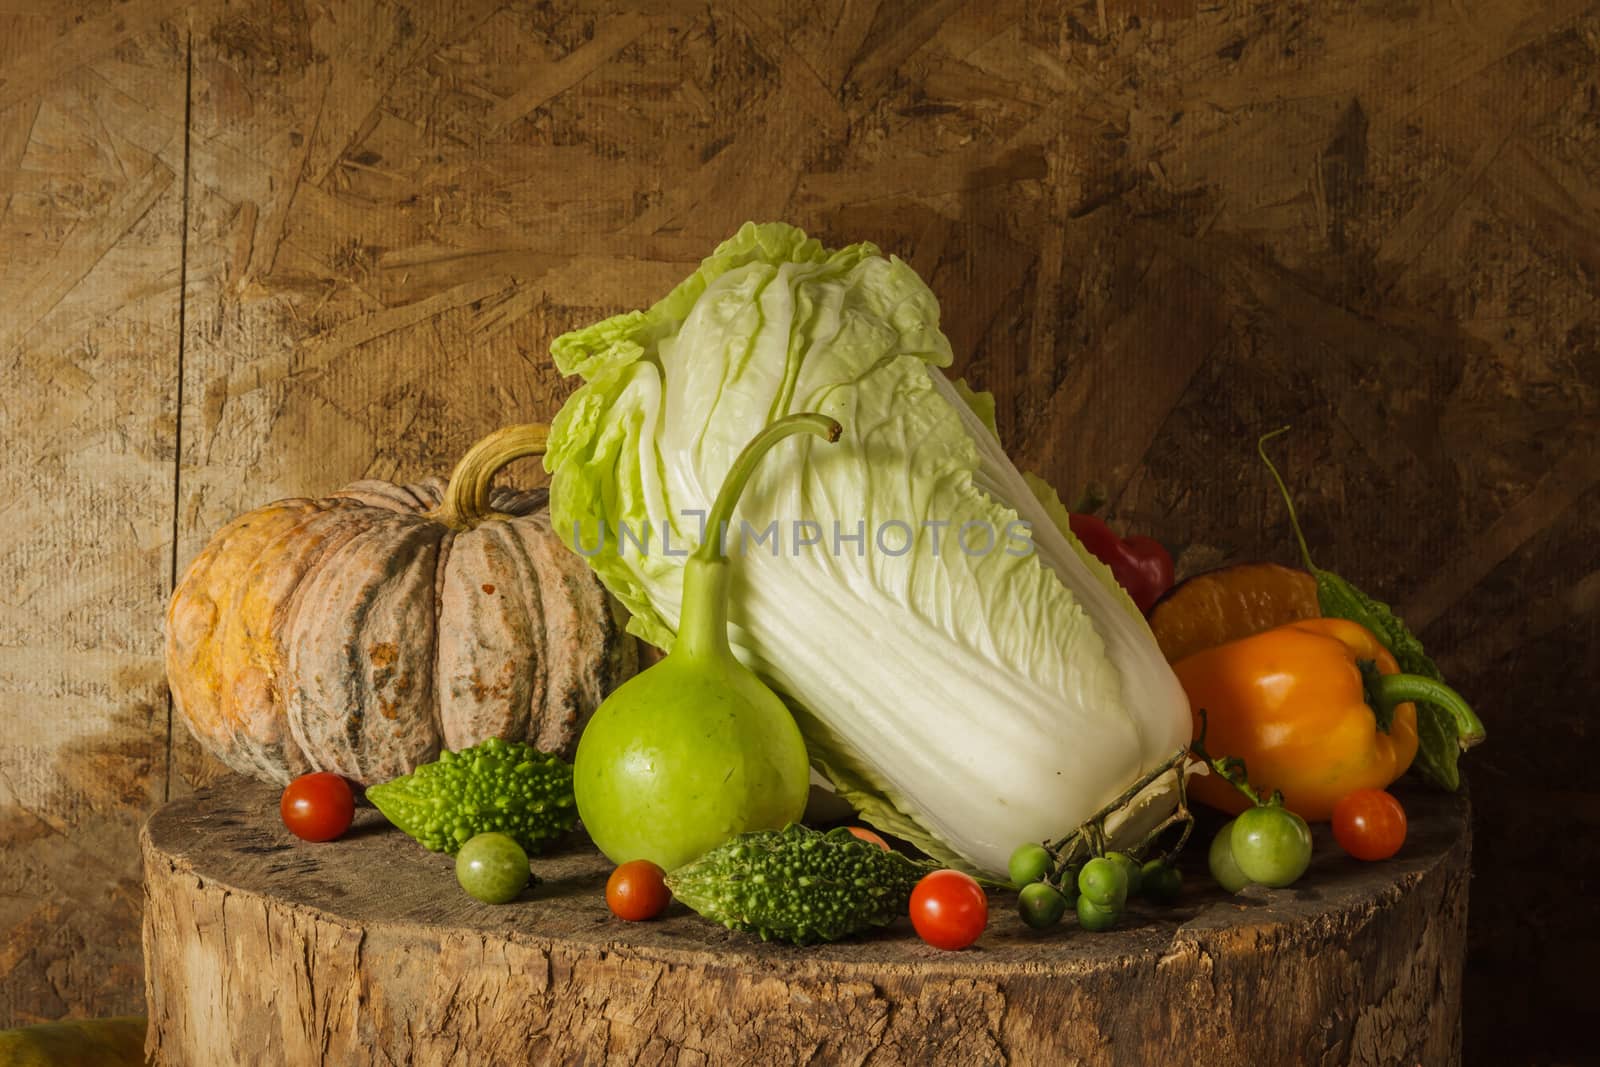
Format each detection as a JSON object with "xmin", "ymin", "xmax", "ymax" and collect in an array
[{"xmin": 545, "ymin": 222, "xmax": 1190, "ymax": 875}]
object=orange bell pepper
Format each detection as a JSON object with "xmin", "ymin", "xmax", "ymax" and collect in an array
[{"xmin": 1174, "ymin": 617, "xmax": 1476, "ymax": 821}]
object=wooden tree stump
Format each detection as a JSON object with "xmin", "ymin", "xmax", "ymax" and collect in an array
[{"xmin": 142, "ymin": 780, "xmax": 1468, "ymax": 1066}]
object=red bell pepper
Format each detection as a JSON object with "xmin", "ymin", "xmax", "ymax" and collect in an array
[{"xmin": 1067, "ymin": 513, "xmax": 1174, "ymax": 614}]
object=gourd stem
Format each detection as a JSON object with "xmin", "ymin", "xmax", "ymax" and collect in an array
[
  {"xmin": 676, "ymin": 559, "xmax": 733, "ymax": 663},
  {"xmin": 1373, "ymin": 673, "xmax": 1486, "ymax": 748},
  {"xmin": 691, "ymin": 413, "xmax": 843, "ymax": 567},
  {"xmin": 1257, "ymin": 427, "xmax": 1317, "ymax": 573},
  {"xmin": 430, "ymin": 423, "xmax": 550, "ymax": 531},
  {"xmin": 676, "ymin": 413, "xmax": 842, "ymax": 661}
]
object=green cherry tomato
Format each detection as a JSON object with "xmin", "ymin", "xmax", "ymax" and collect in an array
[
  {"xmin": 1059, "ymin": 864, "xmax": 1081, "ymax": 904},
  {"xmin": 1231, "ymin": 806, "xmax": 1313, "ymax": 888},
  {"xmin": 1018, "ymin": 882, "xmax": 1068, "ymax": 929},
  {"xmin": 1076, "ymin": 894, "xmax": 1121, "ymax": 932},
  {"xmin": 1008, "ymin": 843, "xmax": 1052, "ymax": 887},
  {"xmin": 1105, "ymin": 851, "xmax": 1142, "ymax": 896},
  {"xmin": 1140, "ymin": 859, "xmax": 1182, "ymax": 902},
  {"xmin": 1077, "ymin": 857, "xmax": 1128, "ymax": 909},
  {"xmin": 1208, "ymin": 820, "xmax": 1252, "ymax": 893},
  {"xmin": 455, "ymin": 832, "xmax": 531, "ymax": 904}
]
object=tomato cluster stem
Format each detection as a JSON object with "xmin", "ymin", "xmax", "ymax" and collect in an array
[
  {"xmin": 1191, "ymin": 708, "xmax": 1281, "ymax": 809},
  {"xmin": 1041, "ymin": 746, "xmax": 1195, "ymax": 882}
]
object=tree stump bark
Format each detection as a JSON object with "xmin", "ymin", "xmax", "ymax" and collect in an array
[{"xmin": 142, "ymin": 780, "xmax": 1468, "ymax": 1066}]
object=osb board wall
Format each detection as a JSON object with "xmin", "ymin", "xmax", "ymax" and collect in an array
[
  {"xmin": 1, "ymin": 0, "xmax": 1594, "ymax": 1060},
  {"xmin": 0, "ymin": 0, "xmax": 188, "ymax": 1019}
]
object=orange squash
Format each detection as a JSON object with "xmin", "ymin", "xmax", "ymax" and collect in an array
[
  {"xmin": 165, "ymin": 425, "xmax": 637, "ymax": 785},
  {"xmin": 1147, "ymin": 562, "xmax": 1320, "ymax": 664}
]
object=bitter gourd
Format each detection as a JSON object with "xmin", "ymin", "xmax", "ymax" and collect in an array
[
  {"xmin": 664, "ymin": 824, "xmax": 933, "ymax": 944},
  {"xmin": 366, "ymin": 737, "xmax": 576, "ymax": 854}
]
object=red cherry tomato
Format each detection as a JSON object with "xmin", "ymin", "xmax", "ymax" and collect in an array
[
  {"xmin": 1332, "ymin": 789, "xmax": 1407, "ymax": 861},
  {"xmin": 847, "ymin": 826, "xmax": 890, "ymax": 850},
  {"xmin": 606, "ymin": 860, "xmax": 671, "ymax": 921},
  {"xmin": 279, "ymin": 772, "xmax": 355, "ymax": 842},
  {"xmin": 910, "ymin": 869, "xmax": 988, "ymax": 950}
]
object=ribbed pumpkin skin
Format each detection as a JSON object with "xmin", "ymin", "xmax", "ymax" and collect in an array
[{"xmin": 166, "ymin": 477, "xmax": 635, "ymax": 786}]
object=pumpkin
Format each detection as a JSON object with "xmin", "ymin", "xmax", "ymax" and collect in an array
[{"xmin": 165, "ymin": 424, "xmax": 637, "ymax": 785}]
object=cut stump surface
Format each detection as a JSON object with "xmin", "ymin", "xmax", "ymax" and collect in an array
[{"xmin": 142, "ymin": 779, "xmax": 1469, "ymax": 1066}]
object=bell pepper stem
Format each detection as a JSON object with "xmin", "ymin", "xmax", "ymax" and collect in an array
[
  {"xmin": 1372, "ymin": 673, "xmax": 1486, "ymax": 750},
  {"xmin": 1070, "ymin": 481, "xmax": 1107, "ymax": 515}
]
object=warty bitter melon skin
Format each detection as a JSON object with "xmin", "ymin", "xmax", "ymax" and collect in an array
[
  {"xmin": 664, "ymin": 824, "xmax": 933, "ymax": 944},
  {"xmin": 366, "ymin": 737, "xmax": 577, "ymax": 854}
]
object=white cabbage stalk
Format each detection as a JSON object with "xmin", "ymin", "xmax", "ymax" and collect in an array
[{"xmin": 545, "ymin": 223, "xmax": 1191, "ymax": 875}]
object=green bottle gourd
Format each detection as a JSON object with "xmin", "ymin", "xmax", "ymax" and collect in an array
[{"xmin": 573, "ymin": 413, "xmax": 842, "ymax": 870}]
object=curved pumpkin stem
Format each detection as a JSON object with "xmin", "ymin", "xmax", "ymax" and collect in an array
[{"xmin": 431, "ymin": 423, "xmax": 550, "ymax": 531}]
